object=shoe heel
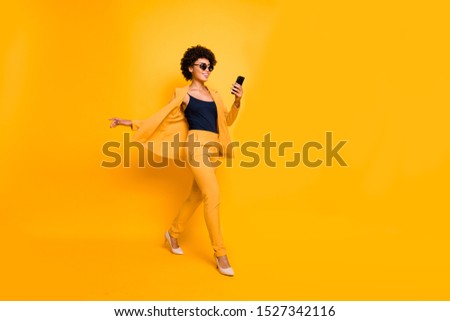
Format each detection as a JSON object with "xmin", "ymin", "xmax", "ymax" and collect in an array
[
  {"xmin": 165, "ymin": 231, "xmax": 183, "ymax": 255},
  {"xmin": 215, "ymin": 257, "xmax": 234, "ymax": 277}
]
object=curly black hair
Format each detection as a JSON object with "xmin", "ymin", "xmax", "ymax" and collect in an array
[{"xmin": 180, "ymin": 45, "xmax": 217, "ymax": 81}]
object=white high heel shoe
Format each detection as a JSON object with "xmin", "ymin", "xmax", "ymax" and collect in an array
[
  {"xmin": 215, "ymin": 257, "xmax": 234, "ymax": 276},
  {"xmin": 165, "ymin": 231, "xmax": 183, "ymax": 255}
]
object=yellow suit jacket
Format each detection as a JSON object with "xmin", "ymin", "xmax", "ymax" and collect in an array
[{"xmin": 130, "ymin": 85, "xmax": 240, "ymax": 160}]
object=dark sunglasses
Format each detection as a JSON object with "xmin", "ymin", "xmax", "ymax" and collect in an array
[{"xmin": 193, "ymin": 63, "xmax": 214, "ymax": 72}]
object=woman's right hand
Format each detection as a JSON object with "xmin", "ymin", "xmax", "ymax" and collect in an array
[{"xmin": 109, "ymin": 117, "xmax": 132, "ymax": 128}]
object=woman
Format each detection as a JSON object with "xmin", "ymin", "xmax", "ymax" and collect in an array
[{"xmin": 109, "ymin": 45, "xmax": 243, "ymax": 276}]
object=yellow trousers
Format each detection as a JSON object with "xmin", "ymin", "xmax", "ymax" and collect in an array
[{"xmin": 168, "ymin": 129, "xmax": 226, "ymax": 257}]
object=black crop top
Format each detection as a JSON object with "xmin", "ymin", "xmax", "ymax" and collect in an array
[{"xmin": 184, "ymin": 94, "xmax": 218, "ymax": 133}]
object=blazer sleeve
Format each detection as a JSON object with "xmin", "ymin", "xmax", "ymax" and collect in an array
[
  {"xmin": 130, "ymin": 90, "xmax": 178, "ymax": 131},
  {"xmin": 131, "ymin": 120, "xmax": 143, "ymax": 131},
  {"xmin": 225, "ymin": 104, "xmax": 240, "ymax": 126},
  {"xmin": 214, "ymin": 90, "xmax": 240, "ymax": 126}
]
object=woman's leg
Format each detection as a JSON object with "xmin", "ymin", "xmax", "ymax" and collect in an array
[
  {"xmin": 168, "ymin": 130, "xmax": 229, "ymax": 266},
  {"xmin": 169, "ymin": 179, "xmax": 202, "ymax": 239},
  {"xmin": 187, "ymin": 143, "xmax": 227, "ymax": 258}
]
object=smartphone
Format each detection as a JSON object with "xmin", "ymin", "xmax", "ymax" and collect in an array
[{"xmin": 232, "ymin": 76, "xmax": 245, "ymax": 94}]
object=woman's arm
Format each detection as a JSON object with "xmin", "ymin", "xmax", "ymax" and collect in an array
[
  {"xmin": 109, "ymin": 89, "xmax": 181, "ymax": 131},
  {"xmin": 225, "ymin": 82, "xmax": 244, "ymax": 125},
  {"xmin": 108, "ymin": 117, "xmax": 137, "ymax": 129}
]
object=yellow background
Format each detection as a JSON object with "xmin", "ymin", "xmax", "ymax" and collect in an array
[{"xmin": 1, "ymin": 0, "xmax": 449, "ymax": 300}]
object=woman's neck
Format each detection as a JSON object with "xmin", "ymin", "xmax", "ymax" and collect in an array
[{"xmin": 189, "ymin": 79, "xmax": 207, "ymax": 91}]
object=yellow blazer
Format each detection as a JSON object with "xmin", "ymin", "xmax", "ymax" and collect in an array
[{"xmin": 130, "ymin": 85, "xmax": 240, "ymax": 160}]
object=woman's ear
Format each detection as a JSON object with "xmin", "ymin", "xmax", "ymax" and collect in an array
[{"xmin": 188, "ymin": 66, "xmax": 193, "ymax": 73}]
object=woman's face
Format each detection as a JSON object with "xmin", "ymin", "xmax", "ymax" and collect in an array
[{"xmin": 189, "ymin": 58, "xmax": 212, "ymax": 82}]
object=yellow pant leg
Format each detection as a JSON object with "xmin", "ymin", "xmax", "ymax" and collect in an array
[
  {"xmin": 169, "ymin": 179, "xmax": 202, "ymax": 238},
  {"xmin": 169, "ymin": 130, "xmax": 226, "ymax": 257}
]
